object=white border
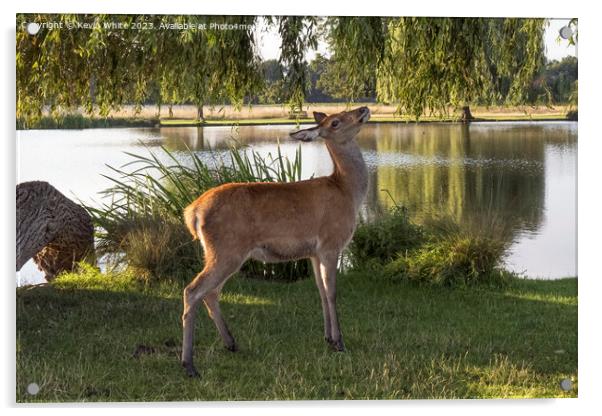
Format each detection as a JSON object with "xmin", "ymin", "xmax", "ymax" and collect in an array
[
  {"xmin": 3, "ymin": 1, "xmax": 600, "ymax": 415},
  {"xmin": 3, "ymin": 0, "xmax": 588, "ymax": 18}
]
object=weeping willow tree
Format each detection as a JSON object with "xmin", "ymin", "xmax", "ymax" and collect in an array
[
  {"xmin": 16, "ymin": 14, "xmax": 322, "ymax": 125},
  {"xmin": 16, "ymin": 14, "xmax": 264, "ymax": 126},
  {"xmin": 157, "ymin": 15, "xmax": 263, "ymax": 121},
  {"xmin": 326, "ymin": 17, "xmax": 547, "ymax": 119},
  {"xmin": 17, "ymin": 14, "xmax": 548, "ymax": 124},
  {"xmin": 16, "ymin": 14, "xmax": 185, "ymax": 124},
  {"xmin": 326, "ymin": 17, "xmax": 385, "ymax": 101},
  {"xmin": 271, "ymin": 16, "xmax": 319, "ymax": 113}
]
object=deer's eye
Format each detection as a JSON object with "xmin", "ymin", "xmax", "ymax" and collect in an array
[{"xmin": 331, "ymin": 120, "xmax": 340, "ymax": 128}]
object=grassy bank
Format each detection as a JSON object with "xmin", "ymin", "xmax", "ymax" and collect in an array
[
  {"xmin": 16, "ymin": 114, "xmax": 159, "ymax": 130},
  {"xmin": 17, "ymin": 104, "xmax": 574, "ymax": 130},
  {"xmin": 16, "ymin": 267, "xmax": 577, "ymax": 402},
  {"xmin": 160, "ymin": 113, "xmax": 569, "ymax": 127}
]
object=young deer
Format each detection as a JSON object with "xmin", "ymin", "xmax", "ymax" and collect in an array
[{"xmin": 181, "ymin": 106, "xmax": 370, "ymax": 377}]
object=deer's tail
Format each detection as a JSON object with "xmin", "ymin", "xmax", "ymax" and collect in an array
[{"xmin": 183, "ymin": 205, "xmax": 199, "ymax": 241}]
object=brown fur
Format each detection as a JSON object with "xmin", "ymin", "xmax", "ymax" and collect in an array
[
  {"xmin": 185, "ymin": 178, "xmax": 353, "ymax": 259},
  {"xmin": 180, "ymin": 107, "xmax": 371, "ymax": 377}
]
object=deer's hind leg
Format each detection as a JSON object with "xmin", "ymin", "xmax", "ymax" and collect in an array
[
  {"xmin": 203, "ymin": 284, "xmax": 237, "ymax": 352},
  {"xmin": 181, "ymin": 252, "xmax": 245, "ymax": 377}
]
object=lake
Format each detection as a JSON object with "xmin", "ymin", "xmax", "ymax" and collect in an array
[{"xmin": 16, "ymin": 121, "xmax": 577, "ymax": 285}]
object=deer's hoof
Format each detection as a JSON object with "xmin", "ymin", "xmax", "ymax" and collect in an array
[
  {"xmin": 225, "ymin": 343, "xmax": 238, "ymax": 353},
  {"xmin": 330, "ymin": 338, "xmax": 346, "ymax": 352},
  {"xmin": 182, "ymin": 361, "xmax": 200, "ymax": 378}
]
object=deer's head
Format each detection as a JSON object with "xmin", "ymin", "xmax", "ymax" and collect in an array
[{"xmin": 290, "ymin": 107, "xmax": 370, "ymax": 144}]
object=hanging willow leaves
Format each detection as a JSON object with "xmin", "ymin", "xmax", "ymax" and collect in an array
[
  {"xmin": 16, "ymin": 14, "xmax": 264, "ymax": 125},
  {"xmin": 17, "ymin": 14, "xmax": 548, "ymax": 124},
  {"xmin": 167, "ymin": 15, "xmax": 264, "ymax": 119},
  {"xmin": 273, "ymin": 16, "xmax": 319, "ymax": 113},
  {"xmin": 325, "ymin": 17, "xmax": 385, "ymax": 101},
  {"xmin": 327, "ymin": 17, "xmax": 546, "ymax": 118},
  {"xmin": 17, "ymin": 14, "xmax": 168, "ymax": 123}
]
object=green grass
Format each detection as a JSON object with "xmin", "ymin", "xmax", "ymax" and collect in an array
[
  {"xmin": 17, "ymin": 114, "xmax": 158, "ymax": 129},
  {"xmin": 16, "ymin": 267, "xmax": 577, "ymax": 402}
]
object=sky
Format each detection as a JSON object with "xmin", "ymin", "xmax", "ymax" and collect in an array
[
  {"xmin": 545, "ymin": 18, "xmax": 577, "ymax": 60},
  {"xmin": 256, "ymin": 17, "xmax": 577, "ymax": 62}
]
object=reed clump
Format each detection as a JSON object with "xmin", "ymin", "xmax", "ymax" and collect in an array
[{"xmin": 87, "ymin": 143, "xmax": 310, "ymax": 282}]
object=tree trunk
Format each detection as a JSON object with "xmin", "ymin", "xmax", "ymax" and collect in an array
[
  {"xmin": 168, "ymin": 105, "xmax": 174, "ymax": 119},
  {"xmin": 461, "ymin": 106, "xmax": 474, "ymax": 123},
  {"xmin": 197, "ymin": 105, "xmax": 205, "ymax": 122},
  {"xmin": 17, "ymin": 181, "xmax": 95, "ymax": 280},
  {"xmin": 89, "ymin": 75, "xmax": 96, "ymax": 106}
]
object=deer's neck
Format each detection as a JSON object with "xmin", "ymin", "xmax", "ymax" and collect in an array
[{"xmin": 326, "ymin": 139, "xmax": 368, "ymax": 210}]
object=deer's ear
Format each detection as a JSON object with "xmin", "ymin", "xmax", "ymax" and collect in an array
[
  {"xmin": 313, "ymin": 112, "xmax": 327, "ymax": 123},
  {"xmin": 289, "ymin": 126, "xmax": 320, "ymax": 142}
]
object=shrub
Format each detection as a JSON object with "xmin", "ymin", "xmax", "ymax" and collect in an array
[
  {"xmin": 240, "ymin": 259, "xmax": 312, "ymax": 282},
  {"xmin": 348, "ymin": 205, "xmax": 425, "ymax": 269},
  {"xmin": 99, "ymin": 216, "xmax": 202, "ymax": 283},
  {"xmin": 350, "ymin": 208, "xmax": 513, "ymax": 287},
  {"xmin": 566, "ymin": 110, "xmax": 578, "ymax": 121},
  {"xmin": 421, "ymin": 212, "xmax": 514, "ymax": 246},
  {"xmin": 383, "ymin": 233, "xmax": 509, "ymax": 286}
]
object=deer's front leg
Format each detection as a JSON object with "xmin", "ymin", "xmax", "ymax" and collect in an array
[
  {"xmin": 311, "ymin": 256, "xmax": 332, "ymax": 344},
  {"xmin": 319, "ymin": 252, "xmax": 345, "ymax": 352}
]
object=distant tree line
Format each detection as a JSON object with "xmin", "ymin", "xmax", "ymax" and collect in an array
[
  {"xmin": 254, "ymin": 54, "xmax": 577, "ymax": 106},
  {"xmin": 253, "ymin": 54, "xmax": 376, "ymax": 105},
  {"xmin": 527, "ymin": 56, "xmax": 577, "ymax": 104}
]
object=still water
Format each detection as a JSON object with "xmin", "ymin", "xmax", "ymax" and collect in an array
[{"xmin": 16, "ymin": 122, "xmax": 577, "ymax": 285}]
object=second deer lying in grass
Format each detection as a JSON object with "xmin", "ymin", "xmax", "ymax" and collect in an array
[{"xmin": 181, "ymin": 106, "xmax": 370, "ymax": 377}]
